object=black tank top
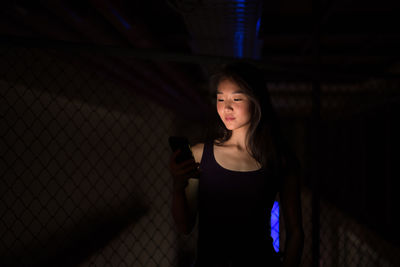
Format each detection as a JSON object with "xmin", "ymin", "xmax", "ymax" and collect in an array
[{"xmin": 195, "ymin": 141, "xmax": 281, "ymax": 266}]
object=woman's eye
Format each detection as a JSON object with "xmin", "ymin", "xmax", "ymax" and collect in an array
[{"xmin": 217, "ymin": 99, "xmax": 242, "ymax": 102}]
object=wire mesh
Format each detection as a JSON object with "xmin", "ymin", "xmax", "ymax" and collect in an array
[
  {"xmin": 1, "ymin": 40, "xmax": 400, "ymax": 267},
  {"xmin": 0, "ymin": 42, "xmax": 193, "ymax": 267}
]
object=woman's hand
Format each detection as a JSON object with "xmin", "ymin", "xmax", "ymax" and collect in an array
[{"xmin": 169, "ymin": 149, "xmax": 200, "ymax": 193}]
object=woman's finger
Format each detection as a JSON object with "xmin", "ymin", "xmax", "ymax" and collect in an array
[
  {"xmin": 169, "ymin": 150, "xmax": 182, "ymax": 169},
  {"xmin": 181, "ymin": 162, "xmax": 198, "ymax": 173},
  {"xmin": 174, "ymin": 161, "xmax": 197, "ymax": 175},
  {"xmin": 179, "ymin": 158, "xmax": 196, "ymax": 167},
  {"xmin": 171, "ymin": 157, "xmax": 195, "ymax": 171}
]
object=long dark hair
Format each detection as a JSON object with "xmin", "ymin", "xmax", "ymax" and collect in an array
[{"xmin": 203, "ymin": 61, "xmax": 294, "ymax": 178}]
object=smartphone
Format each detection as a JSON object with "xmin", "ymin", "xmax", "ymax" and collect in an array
[
  {"xmin": 168, "ymin": 136, "xmax": 199, "ymax": 178},
  {"xmin": 168, "ymin": 136, "xmax": 195, "ymax": 164}
]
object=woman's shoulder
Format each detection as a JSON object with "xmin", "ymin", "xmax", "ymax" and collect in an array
[
  {"xmin": 190, "ymin": 139, "xmax": 220, "ymax": 163},
  {"xmin": 190, "ymin": 142, "xmax": 205, "ymax": 163}
]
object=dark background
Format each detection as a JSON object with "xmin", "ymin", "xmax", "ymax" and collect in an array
[{"xmin": 1, "ymin": 0, "xmax": 399, "ymax": 266}]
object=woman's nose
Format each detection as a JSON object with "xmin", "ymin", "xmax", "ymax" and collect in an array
[
  {"xmin": 224, "ymin": 105, "xmax": 233, "ymax": 111},
  {"xmin": 224, "ymin": 101, "xmax": 233, "ymax": 110}
]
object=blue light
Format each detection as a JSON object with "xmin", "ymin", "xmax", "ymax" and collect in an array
[
  {"xmin": 111, "ymin": 8, "xmax": 131, "ymax": 29},
  {"xmin": 234, "ymin": 0, "xmax": 245, "ymax": 58},
  {"xmin": 234, "ymin": 31, "xmax": 244, "ymax": 58},
  {"xmin": 256, "ymin": 17, "xmax": 261, "ymax": 37},
  {"xmin": 270, "ymin": 201, "xmax": 280, "ymax": 252}
]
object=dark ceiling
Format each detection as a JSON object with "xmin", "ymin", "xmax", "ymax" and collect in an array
[{"xmin": 1, "ymin": 0, "xmax": 399, "ymax": 119}]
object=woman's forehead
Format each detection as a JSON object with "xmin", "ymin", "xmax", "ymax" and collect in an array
[{"xmin": 216, "ymin": 79, "xmax": 245, "ymax": 94}]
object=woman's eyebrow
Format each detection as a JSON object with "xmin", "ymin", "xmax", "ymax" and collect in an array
[{"xmin": 216, "ymin": 90, "xmax": 244, "ymax": 94}]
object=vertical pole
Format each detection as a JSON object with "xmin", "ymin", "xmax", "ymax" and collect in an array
[
  {"xmin": 311, "ymin": 82, "xmax": 321, "ymax": 267},
  {"xmin": 311, "ymin": 0, "xmax": 322, "ymax": 266}
]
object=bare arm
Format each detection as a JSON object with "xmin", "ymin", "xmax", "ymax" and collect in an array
[
  {"xmin": 171, "ymin": 178, "xmax": 199, "ymax": 235},
  {"xmin": 280, "ymin": 162, "xmax": 304, "ymax": 267},
  {"xmin": 170, "ymin": 143, "xmax": 202, "ymax": 235}
]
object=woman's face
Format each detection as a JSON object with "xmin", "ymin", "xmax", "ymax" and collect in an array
[{"xmin": 216, "ymin": 79, "xmax": 252, "ymax": 131}]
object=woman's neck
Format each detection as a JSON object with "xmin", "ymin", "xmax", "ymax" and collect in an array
[{"xmin": 224, "ymin": 127, "xmax": 249, "ymax": 151}]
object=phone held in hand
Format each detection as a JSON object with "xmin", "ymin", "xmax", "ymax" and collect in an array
[
  {"xmin": 168, "ymin": 136, "xmax": 194, "ymax": 163},
  {"xmin": 168, "ymin": 136, "xmax": 199, "ymax": 179}
]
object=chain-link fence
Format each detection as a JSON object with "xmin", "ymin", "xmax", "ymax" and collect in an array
[
  {"xmin": 1, "ymin": 39, "xmax": 400, "ymax": 266},
  {"xmin": 0, "ymin": 41, "xmax": 197, "ymax": 266}
]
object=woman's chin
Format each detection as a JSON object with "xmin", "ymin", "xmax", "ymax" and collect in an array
[{"xmin": 224, "ymin": 124, "xmax": 234, "ymax": 130}]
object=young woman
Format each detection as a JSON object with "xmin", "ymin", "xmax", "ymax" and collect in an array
[{"xmin": 169, "ymin": 62, "xmax": 304, "ymax": 267}]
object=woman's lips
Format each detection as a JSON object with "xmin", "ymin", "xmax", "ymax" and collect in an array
[{"xmin": 225, "ymin": 117, "xmax": 235, "ymax": 121}]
